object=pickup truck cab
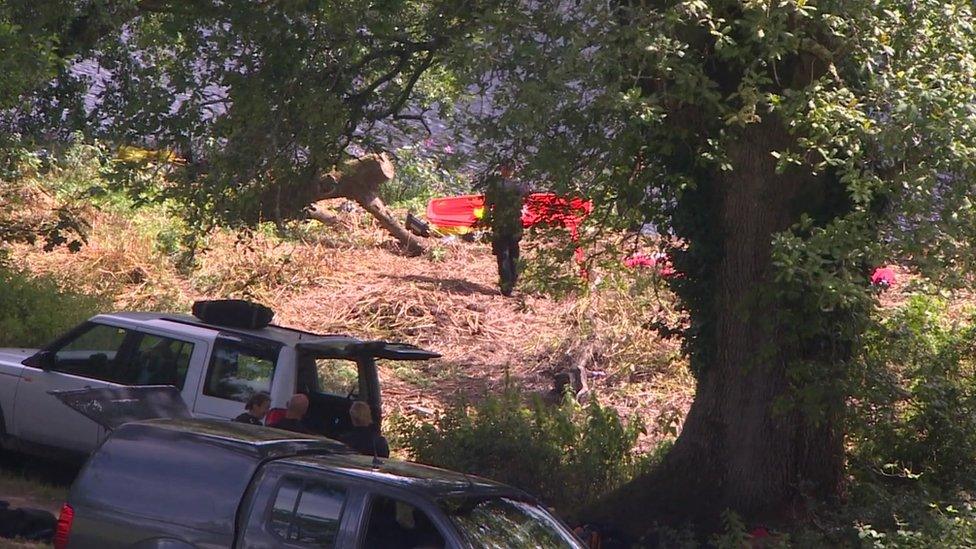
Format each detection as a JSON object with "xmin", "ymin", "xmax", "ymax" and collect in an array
[
  {"xmin": 57, "ymin": 419, "xmax": 584, "ymax": 548},
  {"xmin": 0, "ymin": 309, "xmax": 438, "ymax": 458}
]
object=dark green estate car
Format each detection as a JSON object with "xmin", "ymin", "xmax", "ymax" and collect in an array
[{"xmin": 54, "ymin": 418, "xmax": 584, "ymax": 549}]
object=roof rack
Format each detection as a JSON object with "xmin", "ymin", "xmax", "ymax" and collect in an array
[{"xmin": 159, "ymin": 316, "xmax": 352, "ymax": 343}]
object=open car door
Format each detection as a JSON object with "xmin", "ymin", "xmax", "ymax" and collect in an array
[
  {"xmin": 49, "ymin": 385, "xmax": 192, "ymax": 431},
  {"xmin": 294, "ymin": 339, "xmax": 439, "ymax": 437}
]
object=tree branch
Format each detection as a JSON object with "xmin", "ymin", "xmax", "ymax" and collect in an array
[
  {"xmin": 367, "ymin": 50, "xmax": 437, "ymax": 122},
  {"xmin": 393, "ymin": 113, "xmax": 433, "ymax": 136}
]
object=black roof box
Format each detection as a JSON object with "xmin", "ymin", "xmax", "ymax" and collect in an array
[{"xmin": 192, "ymin": 299, "xmax": 274, "ymax": 329}]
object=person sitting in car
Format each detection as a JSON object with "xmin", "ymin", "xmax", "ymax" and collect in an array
[
  {"xmin": 340, "ymin": 401, "xmax": 390, "ymax": 458},
  {"xmin": 233, "ymin": 393, "xmax": 271, "ymax": 426},
  {"xmin": 268, "ymin": 393, "xmax": 314, "ymax": 434}
]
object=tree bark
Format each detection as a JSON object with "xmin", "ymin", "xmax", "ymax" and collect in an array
[
  {"xmin": 261, "ymin": 152, "xmax": 427, "ymax": 255},
  {"xmin": 358, "ymin": 195, "xmax": 425, "ymax": 255},
  {"xmin": 306, "ymin": 203, "xmax": 342, "ymax": 226},
  {"xmin": 585, "ymin": 116, "xmax": 846, "ymax": 535},
  {"xmin": 314, "ymin": 153, "xmax": 426, "ymax": 255}
]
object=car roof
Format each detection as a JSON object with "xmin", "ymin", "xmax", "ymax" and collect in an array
[
  {"xmin": 281, "ymin": 453, "xmax": 525, "ymax": 499},
  {"xmin": 72, "ymin": 420, "xmax": 530, "ymax": 538},
  {"xmin": 96, "ymin": 311, "xmax": 362, "ymax": 347},
  {"xmin": 134, "ymin": 418, "xmax": 355, "ymax": 457},
  {"xmin": 117, "ymin": 419, "xmax": 523, "ymax": 498},
  {"xmin": 95, "ymin": 312, "xmax": 441, "ymax": 361}
]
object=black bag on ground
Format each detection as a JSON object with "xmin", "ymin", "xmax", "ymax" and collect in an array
[
  {"xmin": 406, "ymin": 212, "xmax": 430, "ymax": 237},
  {"xmin": 191, "ymin": 299, "xmax": 274, "ymax": 329}
]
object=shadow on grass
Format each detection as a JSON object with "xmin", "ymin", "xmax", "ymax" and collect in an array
[
  {"xmin": 381, "ymin": 274, "xmax": 499, "ymax": 297},
  {"xmin": 0, "ymin": 451, "xmax": 80, "ymax": 488}
]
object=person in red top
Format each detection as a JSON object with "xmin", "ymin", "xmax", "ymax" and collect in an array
[{"xmin": 267, "ymin": 394, "xmax": 313, "ymax": 434}]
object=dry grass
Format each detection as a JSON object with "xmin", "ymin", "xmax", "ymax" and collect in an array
[
  {"xmin": 13, "ymin": 207, "xmax": 187, "ymax": 311},
  {"xmin": 10, "ymin": 200, "xmax": 693, "ymax": 449},
  {"xmin": 0, "ymin": 474, "xmax": 64, "ymax": 514},
  {"xmin": 193, "ymin": 230, "xmax": 327, "ymax": 303}
]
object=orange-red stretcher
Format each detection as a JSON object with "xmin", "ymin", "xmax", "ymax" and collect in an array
[{"xmin": 425, "ymin": 193, "xmax": 592, "ymax": 236}]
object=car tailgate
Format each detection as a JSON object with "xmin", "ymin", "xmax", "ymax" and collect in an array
[{"xmin": 49, "ymin": 385, "xmax": 192, "ymax": 431}]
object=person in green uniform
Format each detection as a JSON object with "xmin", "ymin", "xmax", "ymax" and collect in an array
[{"xmin": 483, "ymin": 163, "xmax": 528, "ymax": 296}]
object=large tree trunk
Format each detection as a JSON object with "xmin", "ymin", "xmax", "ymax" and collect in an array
[{"xmin": 586, "ymin": 117, "xmax": 846, "ymax": 536}]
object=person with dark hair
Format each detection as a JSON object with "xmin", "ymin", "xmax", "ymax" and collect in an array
[
  {"xmin": 233, "ymin": 392, "xmax": 271, "ymax": 426},
  {"xmin": 339, "ymin": 401, "xmax": 390, "ymax": 458},
  {"xmin": 483, "ymin": 163, "xmax": 529, "ymax": 296}
]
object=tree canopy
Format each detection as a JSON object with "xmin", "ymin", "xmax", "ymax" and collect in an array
[
  {"xmin": 449, "ymin": 0, "xmax": 976, "ymax": 531},
  {"xmin": 5, "ymin": 0, "xmax": 976, "ymax": 537},
  {"xmin": 5, "ymin": 0, "xmax": 496, "ymax": 234}
]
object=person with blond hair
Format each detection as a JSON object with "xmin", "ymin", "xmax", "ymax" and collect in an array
[{"xmin": 340, "ymin": 401, "xmax": 390, "ymax": 458}]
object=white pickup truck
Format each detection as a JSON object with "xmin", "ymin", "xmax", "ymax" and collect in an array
[{"xmin": 0, "ymin": 308, "xmax": 438, "ymax": 458}]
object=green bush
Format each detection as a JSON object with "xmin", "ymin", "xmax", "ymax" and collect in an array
[
  {"xmin": 381, "ymin": 146, "xmax": 470, "ymax": 211},
  {"xmin": 0, "ymin": 269, "xmax": 106, "ymax": 347},
  {"xmin": 518, "ymin": 235, "xmax": 588, "ymax": 299},
  {"xmin": 391, "ymin": 385, "xmax": 649, "ymax": 517},
  {"xmin": 850, "ymin": 295, "xmax": 976, "ymax": 487},
  {"xmin": 849, "ymin": 502, "xmax": 976, "ymax": 548},
  {"xmin": 803, "ymin": 294, "xmax": 976, "ymax": 547}
]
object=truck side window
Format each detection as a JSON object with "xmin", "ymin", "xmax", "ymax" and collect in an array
[
  {"xmin": 362, "ymin": 495, "xmax": 445, "ymax": 549},
  {"xmin": 50, "ymin": 323, "xmax": 130, "ymax": 380},
  {"xmin": 203, "ymin": 337, "xmax": 279, "ymax": 403},
  {"xmin": 270, "ymin": 477, "xmax": 347, "ymax": 547},
  {"xmin": 128, "ymin": 334, "xmax": 194, "ymax": 388}
]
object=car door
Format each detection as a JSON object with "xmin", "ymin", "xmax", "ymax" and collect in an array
[
  {"xmin": 238, "ymin": 464, "xmax": 365, "ymax": 549},
  {"xmin": 94, "ymin": 327, "xmax": 211, "ymax": 445},
  {"xmin": 13, "ymin": 321, "xmax": 137, "ymax": 453},
  {"xmin": 16, "ymin": 322, "xmax": 210, "ymax": 453},
  {"xmin": 192, "ymin": 335, "xmax": 282, "ymax": 420}
]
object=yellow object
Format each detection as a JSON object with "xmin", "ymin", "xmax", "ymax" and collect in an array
[
  {"xmin": 116, "ymin": 145, "xmax": 185, "ymax": 165},
  {"xmin": 431, "ymin": 225, "xmax": 473, "ymax": 236},
  {"xmin": 473, "ymin": 206, "xmax": 485, "ymax": 219}
]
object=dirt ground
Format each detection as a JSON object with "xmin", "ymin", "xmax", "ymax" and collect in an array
[
  {"xmin": 13, "ymin": 206, "xmax": 694, "ymax": 449},
  {"xmin": 0, "ymin": 451, "xmax": 74, "ymax": 511}
]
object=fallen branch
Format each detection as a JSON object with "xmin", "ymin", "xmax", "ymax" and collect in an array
[{"xmin": 310, "ymin": 153, "xmax": 426, "ymax": 255}]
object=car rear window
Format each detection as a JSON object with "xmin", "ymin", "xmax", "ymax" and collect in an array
[
  {"xmin": 312, "ymin": 358, "xmax": 361, "ymax": 397},
  {"xmin": 71, "ymin": 425, "xmax": 257, "ymax": 535},
  {"xmin": 203, "ymin": 336, "xmax": 281, "ymax": 403},
  {"xmin": 269, "ymin": 477, "xmax": 347, "ymax": 546}
]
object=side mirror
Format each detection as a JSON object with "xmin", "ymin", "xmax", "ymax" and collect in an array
[{"xmin": 23, "ymin": 351, "xmax": 56, "ymax": 370}]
